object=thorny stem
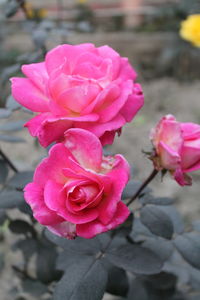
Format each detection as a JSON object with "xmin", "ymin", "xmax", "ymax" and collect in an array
[
  {"xmin": 0, "ymin": 148, "xmax": 18, "ymax": 173},
  {"xmin": 127, "ymin": 168, "xmax": 159, "ymax": 207}
]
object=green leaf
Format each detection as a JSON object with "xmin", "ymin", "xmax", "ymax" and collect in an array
[
  {"xmin": 142, "ymin": 237, "xmax": 173, "ymax": 262},
  {"xmin": 127, "ymin": 278, "xmax": 148, "ymax": 300},
  {"xmin": 140, "ymin": 196, "xmax": 174, "ymax": 206},
  {"xmin": 54, "ymin": 258, "xmax": 107, "ymax": 300},
  {"xmin": 36, "ymin": 241, "xmax": 59, "ymax": 284},
  {"xmin": 130, "ymin": 217, "xmax": 153, "ymax": 242},
  {"xmin": 0, "ymin": 160, "xmax": 9, "ymax": 184},
  {"xmin": 156, "ymin": 205, "xmax": 184, "ymax": 234},
  {"xmin": 22, "ymin": 279, "xmax": 48, "ymax": 297},
  {"xmin": 106, "ymin": 244, "xmax": 163, "ymax": 275},
  {"xmin": 174, "ymin": 232, "xmax": 200, "ymax": 270},
  {"xmin": 12, "ymin": 238, "xmax": 37, "ymax": 261},
  {"xmin": 45, "ymin": 229, "xmax": 101, "ymax": 254},
  {"xmin": 106, "ymin": 266, "xmax": 128, "ymax": 297},
  {"xmin": 8, "ymin": 171, "xmax": 33, "ymax": 189},
  {"xmin": 145, "ymin": 272, "xmax": 177, "ymax": 290},
  {"xmin": 140, "ymin": 205, "xmax": 174, "ymax": 239},
  {"xmin": 9, "ymin": 219, "xmax": 36, "ymax": 237},
  {"xmin": 0, "ymin": 190, "xmax": 24, "ymax": 208}
]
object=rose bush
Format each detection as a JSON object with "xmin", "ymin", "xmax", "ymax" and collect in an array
[
  {"xmin": 11, "ymin": 43, "xmax": 144, "ymax": 147},
  {"xmin": 24, "ymin": 128, "xmax": 130, "ymax": 239},
  {"xmin": 150, "ymin": 114, "xmax": 200, "ymax": 186}
]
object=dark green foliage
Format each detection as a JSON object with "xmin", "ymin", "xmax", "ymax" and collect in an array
[
  {"xmin": 8, "ymin": 171, "xmax": 33, "ymax": 189},
  {"xmin": 0, "ymin": 159, "xmax": 9, "ymax": 184},
  {"xmin": 9, "ymin": 219, "xmax": 36, "ymax": 237},
  {"xmin": 106, "ymin": 266, "xmax": 129, "ymax": 297},
  {"xmin": 106, "ymin": 244, "xmax": 163, "ymax": 275},
  {"xmin": 54, "ymin": 258, "xmax": 107, "ymax": 300},
  {"xmin": 174, "ymin": 232, "xmax": 200, "ymax": 270},
  {"xmin": 140, "ymin": 205, "xmax": 174, "ymax": 239}
]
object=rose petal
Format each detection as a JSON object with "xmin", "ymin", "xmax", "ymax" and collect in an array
[
  {"xmin": 64, "ymin": 128, "xmax": 103, "ymax": 172},
  {"xmin": 45, "ymin": 43, "xmax": 96, "ymax": 75},
  {"xmin": 98, "ymin": 154, "xmax": 130, "ymax": 224},
  {"xmin": 22, "ymin": 62, "xmax": 49, "ymax": 93},
  {"xmin": 158, "ymin": 141, "xmax": 181, "ymax": 170},
  {"xmin": 47, "ymin": 221, "xmax": 77, "ymax": 239},
  {"xmin": 181, "ymin": 122, "xmax": 200, "ymax": 140},
  {"xmin": 11, "ymin": 77, "xmax": 49, "ymax": 112},
  {"xmin": 97, "ymin": 81, "xmax": 133, "ymax": 122},
  {"xmin": 33, "ymin": 143, "xmax": 74, "ymax": 186},
  {"xmin": 77, "ymin": 114, "xmax": 126, "ymax": 144},
  {"xmin": 57, "ymin": 84, "xmax": 101, "ymax": 113},
  {"xmin": 77, "ymin": 202, "xmax": 130, "ymax": 238},
  {"xmin": 44, "ymin": 180, "xmax": 66, "ymax": 211},
  {"xmin": 173, "ymin": 168, "xmax": 192, "ymax": 186},
  {"xmin": 25, "ymin": 114, "xmax": 73, "ymax": 147},
  {"xmin": 181, "ymin": 139, "xmax": 200, "ymax": 171},
  {"xmin": 120, "ymin": 83, "xmax": 144, "ymax": 122},
  {"xmin": 118, "ymin": 57, "xmax": 137, "ymax": 81},
  {"xmin": 24, "ymin": 182, "xmax": 63, "ymax": 225}
]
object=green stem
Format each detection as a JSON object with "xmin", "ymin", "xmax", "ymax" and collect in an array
[
  {"xmin": 127, "ymin": 169, "xmax": 158, "ymax": 207},
  {"xmin": 0, "ymin": 148, "xmax": 18, "ymax": 173}
]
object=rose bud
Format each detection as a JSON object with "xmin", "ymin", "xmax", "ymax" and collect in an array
[{"xmin": 150, "ymin": 114, "xmax": 200, "ymax": 186}]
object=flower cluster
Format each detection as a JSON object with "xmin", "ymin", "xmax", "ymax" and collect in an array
[
  {"xmin": 11, "ymin": 43, "xmax": 144, "ymax": 239},
  {"xmin": 12, "ymin": 43, "xmax": 200, "ymax": 239}
]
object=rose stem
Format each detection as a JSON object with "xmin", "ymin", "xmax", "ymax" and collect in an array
[
  {"xmin": 127, "ymin": 168, "xmax": 159, "ymax": 207},
  {"xmin": 0, "ymin": 148, "xmax": 18, "ymax": 173}
]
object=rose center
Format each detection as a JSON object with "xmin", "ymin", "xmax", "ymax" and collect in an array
[{"xmin": 66, "ymin": 183, "xmax": 102, "ymax": 212}]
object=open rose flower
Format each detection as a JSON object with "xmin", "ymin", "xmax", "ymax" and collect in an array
[
  {"xmin": 24, "ymin": 128, "xmax": 130, "ymax": 239},
  {"xmin": 11, "ymin": 43, "xmax": 144, "ymax": 147},
  {"xmin": 150, "ymin": 114, "xmax": 200, "ymax": 186}
]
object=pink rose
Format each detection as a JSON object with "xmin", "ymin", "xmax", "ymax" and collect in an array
[
  {"xmin": 150, "ymin": 114, "xmax": 200, "ymax": 186},
  {"xmin": 11, "ymin": 43, "xmax": 144, "ymax": 147},
  {"xmin": 24, "ymin": 128, "xmax": 130, "ymax": 239}
]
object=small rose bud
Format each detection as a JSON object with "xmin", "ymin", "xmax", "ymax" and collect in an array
[{"xmin": 150, "ymin": 114, "xmax": 200, "ymax": 186}]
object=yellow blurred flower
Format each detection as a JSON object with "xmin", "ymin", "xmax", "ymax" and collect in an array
[
  {"xmin": 24, "ymin": 2, "xmax": 47, "ymax": 20},
  {"xmin": 38, "ymin": 8, "xmax": 48, "ymax": 19},
  {"xmin": 180, "ymin": 14, "xmax": 200, "ymax": 47},
  {"xmin": 24, "ymin": 2, "xmax": 34, "ymax": 19}
]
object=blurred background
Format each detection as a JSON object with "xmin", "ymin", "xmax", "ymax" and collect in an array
[{"xmin": 0, "ymin": 1, "xmax": 200, "ymax": 300}]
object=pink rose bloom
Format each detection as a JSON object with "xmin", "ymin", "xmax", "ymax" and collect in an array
[
  {"xmin": 150, "ymin": 114, "xmax": 200, "ymax": 186},
  {"xmin": 11, "ymin": 43, "xmax": 144, "ymax": 147},
  {"xmin": 24, "ymin": 128, "xmax": 130, "ymax": 239}
]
